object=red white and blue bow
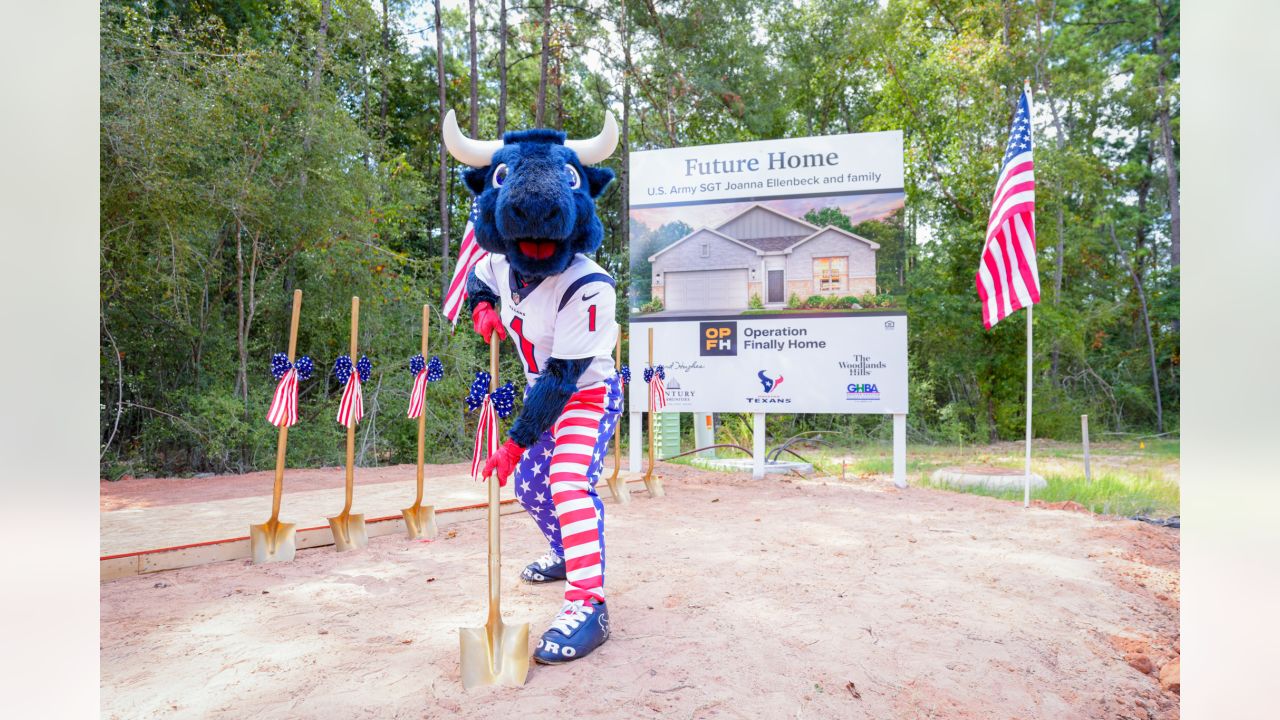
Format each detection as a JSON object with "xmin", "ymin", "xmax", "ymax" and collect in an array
[
  {"xmin": 407, "ymin": 354, "xmax": 444, "ymax": 419},
  {"xmin": 334, "ymin": 355, "xmax": 372, "ymax": 427},
  {"xmin": 644, "ymin": 365, "xmax": 668, "ymax": 412},
  {"xmin": 465, "ymin": 371, "xmax": 515, "ymax": 478},
  {"xmin": 619, "ymin": 365, "xmax": 631, "ymax": 385},
  {"xmin": 266, "ymin": 353, "xmax": 314, "ymax": 427}
]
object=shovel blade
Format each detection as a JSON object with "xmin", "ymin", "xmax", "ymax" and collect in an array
[
  {"xmin": 605, "ymin": 474, "xmax": 631, "ymax": 504},
  {"xmin": 327, "ymin": 513, "xmax": 368, "ymax": 552},
  {"xmin": 402, "ymin": 504, "xmax": 438, "ymax": 540},
  {"xmin": 459, "ymin": 620, "xmax": 530, "ymax": 689},
  {"xmin": 249, "ymin": 521, "xmax": 297, "ymax": 564}
]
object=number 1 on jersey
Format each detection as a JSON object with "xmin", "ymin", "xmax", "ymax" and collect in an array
[
  {"xmin": 509, "ymin": 316, "xmax": 539, "ymax": 373},
  {"xmin": 587, "ymin": 304, "xmax": 597, "ymax": 332}
]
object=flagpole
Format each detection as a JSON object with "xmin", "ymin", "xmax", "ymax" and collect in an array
[
  {"xmin": 1024, "ymin": 304, "xmax": 1033, "ymax": 508},
  {"xmin": 1022, "ymin": 77, "xmax": 1034, "ymax": 510}
]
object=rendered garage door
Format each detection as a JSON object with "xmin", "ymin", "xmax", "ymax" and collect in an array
[{"xmin": 664, "ymin": 269, "xmax": 749, "ymax": 310}]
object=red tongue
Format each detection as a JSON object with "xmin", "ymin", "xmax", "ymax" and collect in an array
[{"xmin": 518, "ymin": 241, "xmax": 557, "ymax": 260}]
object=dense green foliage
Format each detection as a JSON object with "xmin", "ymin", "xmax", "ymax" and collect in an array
[{"xmin": 101, "ymin": 0, "xmax": 1179, "ymax": 477}]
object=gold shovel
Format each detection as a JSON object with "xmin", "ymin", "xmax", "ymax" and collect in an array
[
  {"xmin": 402, "ymin": 303, "xmax": 438, "ymax": 540},
  {"xmin": 459, "ymin": 337, "xmax": 530, "ymax": 689},
  {"xmin": 250, "ymin": 289, "xmax": 304, "ymax": 563},
  {"xmin": 328, "ymin": 296, "xmax": 368, "ymax": 552},
  {"xmin": 643, "ymin": 327, "xmax": 665, "ymax": 498},
  {"xmin": 606, "ymin": 331, "xmax": 630, "ymax": 504}
]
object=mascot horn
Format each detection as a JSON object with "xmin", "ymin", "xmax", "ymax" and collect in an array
[{"xmin": 446, "ymin": 110, "xmax": 623, "ymax": 666}]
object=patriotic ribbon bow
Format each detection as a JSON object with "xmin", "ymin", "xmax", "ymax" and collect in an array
[
  {"xmin": 406, "ymin": 354, "xmax": 444, "ymax": 419},
  {"xmin": 619, "ymin": 365, "xmax": 631, "ymax": 384},
  {"xmin": 334, "ymin": 355, "xmax": 372, "ymax": 427},
  {"xmin": 645, "ymin": 365, "xmax": 668, "ymax": 412},
  {"xmin": 266, "ymin": 353, "xmax": 314, "ymax": 428},
  {"xmin": 465, "ymin": 371, "xmax": 516, "ymax": 479}
]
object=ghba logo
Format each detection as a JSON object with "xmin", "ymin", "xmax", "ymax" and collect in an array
[
  {"xmin": 757, "ymin": 370, "xmax": 784, "ymax": 394},
  {"xmin": 846, "ymin": 382, "xmax": 881, "ymax": 401}
]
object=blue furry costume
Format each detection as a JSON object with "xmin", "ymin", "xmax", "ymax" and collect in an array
[{"xmin": 443, "ymin": 111, "xmax": 621, "ymax": 665}]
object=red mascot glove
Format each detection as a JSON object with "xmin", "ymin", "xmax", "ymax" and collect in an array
[
  {"xmin": 482, "ymin": 439, "xmax": 525, "ymax": 487},
  {"xmin": 472, "ymin": 302, "xmax": 507, "ymax": 342}
]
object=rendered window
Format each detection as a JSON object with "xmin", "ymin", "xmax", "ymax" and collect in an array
[
  {"xmin": 814, "ymin": 256, "xmax": 848, "ymax": 293},
  {"xmin": 700, "ymin": 242, "xmax": 710, "ymax": 257}
]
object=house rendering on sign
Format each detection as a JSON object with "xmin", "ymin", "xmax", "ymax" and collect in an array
[{"xmin": 647, "ymin": 204, "xmax": 881, "ymax": 311}]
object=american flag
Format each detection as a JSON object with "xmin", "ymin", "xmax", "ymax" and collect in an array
[
  {"xmin": 976, "ymin": 87, "xmax": 1041, "ymax": 329},
  {"xmin": 442, "ymin": 202, "xmax": 488, "ymax": 325},
  {"xmin": 266, "ymin": 367, "xmax": 299, "ymax": 427},
  {"xmin": 336, "ymin": 373, "xmax": 364, "ymax": 427}
]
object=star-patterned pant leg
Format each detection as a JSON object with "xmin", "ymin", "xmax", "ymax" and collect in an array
[
  {"xmin": 548, "ymin": 377, "xmax": 622, "ymax": 604},
  {"xmin": 513, "ymin": 430, "xmax": 563, "ymax": 557}
]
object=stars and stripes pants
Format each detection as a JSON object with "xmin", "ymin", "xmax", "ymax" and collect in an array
[{"xmin": 513, "ymin": 375, "xmax": 622, "ymax": 604}]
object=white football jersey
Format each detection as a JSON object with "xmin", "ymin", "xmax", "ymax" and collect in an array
[{"xmin": 473, "ymin": 253, "xmax": 618, "ymax": 389}]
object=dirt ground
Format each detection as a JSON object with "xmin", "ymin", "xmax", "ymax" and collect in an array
[{"xmin": 100, "ymin": 464, "xmax": 1179, "ymax": 719}]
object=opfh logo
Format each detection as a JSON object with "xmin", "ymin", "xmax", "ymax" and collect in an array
[
  {"xmin": 699, "ymin": 321, "xmax": 737, "ymax": 356},
  {"xmin": 846, "ymin": 383, "xmax": 881, "ymax": 401},
  {"xmin": 757, "ymin": 370, "xmax": 784, "ymax": 394}
]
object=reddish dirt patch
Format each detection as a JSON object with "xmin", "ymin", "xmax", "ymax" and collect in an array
[{"xmin": 100, "ymin": 461, "xmax": 475, "ymax": 512}]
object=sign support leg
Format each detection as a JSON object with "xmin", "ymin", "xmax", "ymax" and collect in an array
[
  {"xmin": 752, "ymin": 412, "xmax": 766, "ymax": 479},
  {"xmin": 629, "ymin": 411, "xmax": 642, "ymax": 478},
  {"xmin": 893, "ymin": 413, "xmax": 908, "ymax": 489}
]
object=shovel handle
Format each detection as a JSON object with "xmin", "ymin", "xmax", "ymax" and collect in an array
[
  {"xmin": 645, "ymin": 327, "xmax": 655, "ymax": 483},
  {"xmin": 486, "ymin": 335, "xmax": 503, "ymax": 626},
  {"xmin": 415, "ymin": 304, "xmax": 430, "ymax": 505},
  {"xmin": 269, "ymin": 289, "xmax": 304, "ymax": 523},
  {"xmin": 610, "ymin": 332, "xmax": 621, "ymax": 483},
  {"xmin": 343, "ymin": 296, "xmax": 359, "ymax": 515}
]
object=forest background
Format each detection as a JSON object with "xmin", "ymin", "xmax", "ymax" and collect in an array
[{"xmin": 99, "ymin": 0, "xmax": 1179, "ymax": 477}]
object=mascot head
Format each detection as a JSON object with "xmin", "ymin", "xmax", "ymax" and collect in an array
[{"xmin": 443, "ymin": 110, "xmax": 617, "ymax": 279}]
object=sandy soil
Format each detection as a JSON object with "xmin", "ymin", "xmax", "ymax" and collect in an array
[{"xmin": 101, "ymin": 464, "xmax": 1179, "ymax": 719}]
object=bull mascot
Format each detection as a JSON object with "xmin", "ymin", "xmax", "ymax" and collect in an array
[{"xmin": 443, "ymin": 110, "xmax": 621, "ymax": 664}]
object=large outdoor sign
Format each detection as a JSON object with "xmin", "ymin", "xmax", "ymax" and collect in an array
[
  {"xmin": 629, "ymin": 131, "xmax": 905, "ymax": 208},
  {"xmin": 628, "ymin": 312, "xmax": 908, "ymax": 415},
  {"xmin": 627, "ymin": 131, "xmax": 905, "ymax": 318}
]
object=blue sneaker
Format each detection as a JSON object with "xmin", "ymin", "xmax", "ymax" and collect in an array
[
  {"xmin": 533, "ymin": 600, "xmax": 610, "ymax": 664},
  {"xmin": 521, "ymin": 552, "xmax": 566, "ymax": 584}
]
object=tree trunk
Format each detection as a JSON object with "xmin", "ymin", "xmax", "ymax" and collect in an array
[
  {"xmin": 536, "ymin": 0, "xmax": 552, "ymax": 126},
  {"xmin": 380, "ymin": 0, "xmax": 390, "ymax": 142},
  {"xmin": 497, "ymin": 0, "xmax": 508, "ymax": 135},
  {"xmin": 301, "ymin": 0, "xmax": 332, "ymax": 191},
  {"xmin": 620, "ymin": 0, "xmax": 631, "ymax": 261},
  {"xmin": 1158, "ymin": 69, "xmax": 1180, "ymax": 269},
  {"xmin": 435, "ymin": 0, "xmax": 451, "ymax": 294},
  {"xmin": 1110, "ymin": 224, "xmax": 1164, "ymax": 433},
  {"xmin": 468, "ymin": 0, "xmax": 478, "ymax": 136}
]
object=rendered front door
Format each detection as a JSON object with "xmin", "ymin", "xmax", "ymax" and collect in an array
[{"xmin": 767, "ymin": 269, "xmax": 784, "ymax": 303}]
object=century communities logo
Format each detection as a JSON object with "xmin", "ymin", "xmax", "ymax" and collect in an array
[
  {"xmin": 747, "ymin": 370, "xmax": 791, "ymax": 405},
  {"xmin": 663, "ymin": 376, "xmax": 695, "ymax": 405},
  {"xmin": 838, "ymin": 354, "xmax": 887, "ymax": 377},
  {"xmin": 846, "ymin": 383, "xmax": 881, "ymax": 401}
]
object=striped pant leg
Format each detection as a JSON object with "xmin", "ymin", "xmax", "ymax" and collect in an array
[
  {"xmin": 549, "ymin": 379, "xmax": 622, "ymax": 604},
  {"xmin": 513, "ymin": 430, "xmax": 563, "ymax": 557}
]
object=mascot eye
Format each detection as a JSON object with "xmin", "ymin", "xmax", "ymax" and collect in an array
[
  {"xmin": 563, "ymin": 164, "xmax": 581, "ymax": 189},
  {"xmin": 492, "ymin": 164, "xmax": 509, "ymax": 188}
]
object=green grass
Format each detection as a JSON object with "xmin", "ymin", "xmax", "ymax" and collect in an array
[
  {"xmin": 662, "ymin": 439, "xmax": 1179, "ymax": 518},
  {"xmin": 920, "ymin": 471, "xmax": 1179, "ymax": 517}
]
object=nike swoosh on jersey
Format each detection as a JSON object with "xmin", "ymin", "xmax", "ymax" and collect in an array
[{"xmin": 582, "ymin": 291, "xmax": 600, "ymax": 301}]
